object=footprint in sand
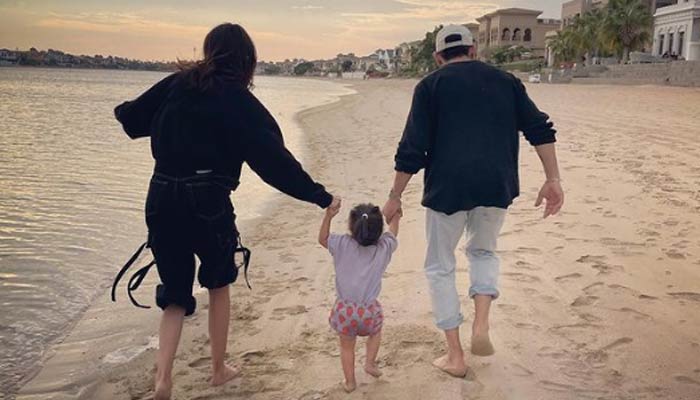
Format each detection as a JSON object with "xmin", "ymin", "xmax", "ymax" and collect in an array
[
  {"xmin": 502, "ymin": 272, "xmax": 541, "ymax": 283},
  {"xmin": 516, "ymin": 247, "xmax": 543, "ymax": 255},
  {"xmin": 188, "ymin": 356, "xmax": 212, "ymax": 368},
  {"xmin": 513, "ymin": 260, "xmax": 540, "ymax": 271},
  {"xmin": 497, "ymin": 303, "xmax": 519, "ymax": 313},
  {"xmin": 555, "ymin": 273, "xmax": 582, "ymax": 282},
  {"xmin": 668, "ymin": 292, "xmax": 700, "ymax": 302},
  {"xmin": 617, "ymin": 307, "xmax": 652, "ymax": 320},
  {"xmin": 549, "ymin": 323, "xmax": 603, "ymax": 335},
  {"xmin": 272, "ymin": 305, "xmax": 308, "ymax": 315},
  {"xmin": 664, "ymin": 249, "xmax": 686, "ymax": 259},
  {"xmin": 538, "ymin": 380, "xmax": 576, "ymax": 392},
  {"xmin": 514, "ymin": 322, "xmax": 540, "ymax": 330},
  {"xmin": 571, "ymin": 295, "xmax": 598, "ymax": 307},
  {"xmin": 582, "ymin": 282, "xmax": 605, "ymax": 293},
  {"xmin": 674, "ymin": 375, "xmax": 700, "ymax": 386}
]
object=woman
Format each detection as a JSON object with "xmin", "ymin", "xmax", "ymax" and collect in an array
[{"xmin": 114, "ymin": 23, "xmax": 339, "ymax": 399}]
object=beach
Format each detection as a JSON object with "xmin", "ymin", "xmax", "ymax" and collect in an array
[{"xmin": 17, "ymin": 79, "xmax": 700, "ymax": 400}]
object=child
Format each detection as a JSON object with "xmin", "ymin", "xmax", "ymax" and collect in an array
[{"xmin": 319, "ymin": 203, "xmax": 400, "ymax": 392}]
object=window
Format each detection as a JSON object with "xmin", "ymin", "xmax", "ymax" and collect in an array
[
  {"xmin": 502, "ymin": 28, "xmax": 510, "ymax": 41},
  {"xmin": 512, "ymin": 28, "xmax": 522, "ymax": 41},
  {"xmin": 658, "ymin": 34, "xmax": 664, "ymax": 55},
  {"xmin": 679, "ymin": 31, "xmax": 684, "ymax": 56},
  {"xmin": 669, "ymin": 33, "xmax": 674, "ymax": 54},
  {"xmin": 524, "ymin": 29, "xmax": 532, "ymax": 42}
]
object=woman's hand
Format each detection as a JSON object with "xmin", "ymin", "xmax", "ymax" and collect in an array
[{"xmin": 326, "ymin": 196, "xmax": 342, "ymax": 218}]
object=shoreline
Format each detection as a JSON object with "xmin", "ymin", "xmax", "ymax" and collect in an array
[{"xmin": 17, "ymin": 79, "xmax": 700, "ymax": 400}]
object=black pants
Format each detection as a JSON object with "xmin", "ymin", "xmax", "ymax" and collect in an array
[{"xmin": 146, "ymin": 172, "xmax": 239, "ymax": 316}]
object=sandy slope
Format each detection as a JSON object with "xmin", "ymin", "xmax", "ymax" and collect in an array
[{"xmin": 20, "ymin": 79, "xmax": 700, "ymax": 400}]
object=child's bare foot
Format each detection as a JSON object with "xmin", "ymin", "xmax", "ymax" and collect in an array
[
  {"xmin": 210, "ymin": 364, "xmax": 241, "ymax": 386},
  {"xmin": 470, "ymin": 333, "xmax": 495, "ymax": 356},
  {"xmin": 432, "ymin": 354, "xmax": 467, "ymax": 378},
  {"xmin": 364, "ymin": 362, "xmax": 382, "ymax": 378},
  {"xmin": 343, "ymin": 380, "xmax": 357, "ymax": 393},
  {"xmin": 154, "ymin": 378, "xmax": 172, "ymax": 400}
]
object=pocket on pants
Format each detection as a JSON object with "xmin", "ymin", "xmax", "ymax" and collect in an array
[{"xmin": 187, "ymin": 181, "xmax": 232, "ymax": 221}]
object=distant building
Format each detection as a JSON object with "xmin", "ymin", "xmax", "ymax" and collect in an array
[
  {"xmin": 374, "ymin": 49, "xmax": 396, "ymax": 70},
  {"xmin": 0, "ymin": 49, "xmax": 19, "ymax": 65},
  {"xmin": 358, "ymin": 54, "xmax": 380, "ymax": 71},
  {"xmin": 653, "ymin": 0, "xmax": 700, "ymax": 60},
  {"xmin": 394, "ymin": 40, "xmax": 421, "ymax": 70},
  {"xmin": 336, "ymin": 53, "xmax": 360, "ymax": 71},
  {"xmin": 464, "ymin": 22, "xmax": 480, "ymax": 56},
  {"xmin": 476, "ymin": 8, "xmax": 561, "ymax": 60}
]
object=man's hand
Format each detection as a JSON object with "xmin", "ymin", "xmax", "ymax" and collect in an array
[
  {"xmin": 382, "ymin": 197, "xmax": 402, "ymax": 223},
  {"xmin": 535, "ymin": 180, "xmax": 564, "ymax": 218}
]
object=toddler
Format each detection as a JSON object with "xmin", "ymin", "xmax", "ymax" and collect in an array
[{"xmin": 318, "ymin": 203, "xmax": 400, "ymax": 392}]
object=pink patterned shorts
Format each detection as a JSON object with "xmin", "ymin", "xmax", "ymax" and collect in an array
[{"xmin": 329, "ymin": 299, "xmax": 383, "ymax": 337}]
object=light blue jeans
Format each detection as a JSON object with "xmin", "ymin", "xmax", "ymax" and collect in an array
[{"xmin": 424, "ymin": 207, "xmax": 507, "ymax": 331}]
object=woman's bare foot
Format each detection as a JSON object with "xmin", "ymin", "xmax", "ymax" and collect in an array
[
  {"xmin": 432, "ymin": 354, "xmax": 467, "ymax": 378},
  {"xmin": 343, "ymin": 380, "xmax": 357, "ymax": 393},
  {"xmin": 210, "ymin": 364, "xmax": 241, "ymax": 386},
  {"xmin": 154, "ymin": 378, "xmax": 172, "ymax": 400},
  {"xmin": 470, "ymin": 334, "xmax": 495, "ymax": 356},
  {"xmin": 364, "ymin": 362, "xmax": 382, "ymax": 378}
]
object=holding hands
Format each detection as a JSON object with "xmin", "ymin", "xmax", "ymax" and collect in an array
[{"xmin": 327, "ymin": 196, "xmax": 342, "ymax": 218}]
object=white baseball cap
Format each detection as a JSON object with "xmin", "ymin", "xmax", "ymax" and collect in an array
[{"xmin": 435, "ymin": 25, "xmax": 474, "ymax": 53}]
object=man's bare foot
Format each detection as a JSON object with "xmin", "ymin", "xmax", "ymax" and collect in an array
[
  {"xmin": 431, "ymin": 354, "xmax": 467, "ymax": 378},
  {"xmin": 154, "ymin": 378, "xmax": 172, "ymax": 400},
  {"xmin": 470, "ymin": 334, "xmax": 495, "ymax": 356},
  {"xmin": 364, "ymin": 362, "xmax": 382, "ymax": 378},
  {"xmin": 210, "ymin": 364, "xmax": 241, "ymax": 386},
  {"xmin": 343, "ymin": 380, "xmax": 357, "ymax": 393}
]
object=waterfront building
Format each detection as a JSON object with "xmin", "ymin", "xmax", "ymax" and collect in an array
[
  {"xmin": 476, "ymin": 8, "xmax": 561, "ymax": 60},
  {"xmin": 653, "ymin": 0, "xmax": 700, "ymax": 60}
]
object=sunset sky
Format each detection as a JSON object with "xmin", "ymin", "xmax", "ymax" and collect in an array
[{"xmin": 0, "ymin": 0, "xmax": 563, "ymax": 62}]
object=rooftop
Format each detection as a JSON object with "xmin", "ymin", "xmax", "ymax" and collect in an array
[{"xmin": 477, "ymin": 7, "xmax": 544, "ymax": 21}]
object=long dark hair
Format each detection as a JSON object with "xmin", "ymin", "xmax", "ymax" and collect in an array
[
  {"xmin": 349, "ymin": 204, "xmax": 384, "ymax": 246},
  {"xmin": 179, "ymin": 23, "xmax": 257, "ymax": 91}
]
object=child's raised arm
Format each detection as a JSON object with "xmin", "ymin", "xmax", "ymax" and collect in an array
[
  {"xmin": 388, "ymin": 208, "xmax": 402, "ymax": 237},
  {"xmin": 318, "ymin": 201, "xmax": 341, "ymax": 249}
]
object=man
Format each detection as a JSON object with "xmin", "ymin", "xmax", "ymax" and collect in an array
[{"xmin": 383, "ymin": 25, "xmax": 564, "ymax": 377}]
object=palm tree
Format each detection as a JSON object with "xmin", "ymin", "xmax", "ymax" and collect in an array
[
  {"xmin": 571, "ymin": 9, "xmax": 605, "ymax": 65},
  {"xmin": 549, "ymin": 30, "xmax": 578, "ymax": 65},
  {"xmin": 601, "ymin": 0, "xmax": 653, "ymax": 63}
]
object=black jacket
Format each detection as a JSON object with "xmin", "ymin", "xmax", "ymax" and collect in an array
[
  {"xmin": 395, "ymin": 61, "xmax": 556, "ymax": 214},
  {"xmin": 115, "ymin": 73, "xmax": 332, "ymax": 208}
]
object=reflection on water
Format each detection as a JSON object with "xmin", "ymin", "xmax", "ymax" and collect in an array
[{"xmin": 0, "ymin": 67, "xmax": 353, "ymax": 395}]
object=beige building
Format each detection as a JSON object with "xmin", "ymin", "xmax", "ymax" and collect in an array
[{"xmin": 476, "ymin": 8, "xmax": 561, "ymax": 60}]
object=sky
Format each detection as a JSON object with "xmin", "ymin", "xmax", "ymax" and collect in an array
[{"xmin": 0, "ymin": 0, "xmax": 564, "ymax": 62}]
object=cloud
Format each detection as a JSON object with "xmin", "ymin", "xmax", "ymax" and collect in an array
[
  {"xmin": 292, "ymin": 5, "xmax": 325, "ymax": 10},
  {"xmin": 341, "ymin": 0, "xmax": 498, "ymax": 25},
  {"xmin": 34, "ymin": 11, "xmax": 209, "ymax": 39}
]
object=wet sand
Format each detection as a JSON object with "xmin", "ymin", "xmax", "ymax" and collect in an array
[{"xmin": 18, "ymin": 80, "xmax": 700, "ymax": 399}]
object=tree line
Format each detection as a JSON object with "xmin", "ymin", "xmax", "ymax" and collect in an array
[{"xmin": 548, "ymin": 0, "xmax": 653, "ymax": 65}]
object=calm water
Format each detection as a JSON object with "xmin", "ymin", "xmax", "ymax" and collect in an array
[{"xmin": 0, "ymin": 68, "xmax": 353, "ymax": 396}]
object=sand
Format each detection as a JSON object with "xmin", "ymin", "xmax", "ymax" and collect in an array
[{"xmin": 18, "ymin": 79, "xmax": 700, "ymax": 400}]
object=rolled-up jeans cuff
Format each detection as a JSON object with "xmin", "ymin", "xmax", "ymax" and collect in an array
[
  {"xmin": 469, "ymin": 287, "xmax": 499, "ymax": 300},
  {"xmin": 436, "ymin": 313, "xmax": 464, "ymax": 331}
]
